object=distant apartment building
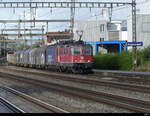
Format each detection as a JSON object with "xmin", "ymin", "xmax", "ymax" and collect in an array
[
  {"xmin": 127, "ymin": 14, "xmax": 150, "ymax": 50},
  {"xmin": 74, "ymin": 20, "xmax": 127, "ymax": 41}
]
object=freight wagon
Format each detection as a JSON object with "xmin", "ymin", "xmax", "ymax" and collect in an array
[
  {"xmin": 7, "ymin": 51, "xmax": 14, "ymax": 65},
  {"xmin": 7, "ymin": 40, "xmax": 93, "ymax": 73}
]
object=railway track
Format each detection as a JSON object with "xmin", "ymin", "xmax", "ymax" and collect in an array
[
  {"xmin": 3, "ymin": 67, "xmax": 150, "ymax": 94},
  {"xmin": 3, "ymin": 66, "xmax": 150, "ymax": 84},
  {"xmin": 91, "ymin": 73, "xmax": 150, "ymax": 83},
  {"xmin": 0, "ymin": 86, "xmax": 69, "ymax": 113},
  {"xmin": 0, "ymin": 72, "xmax": 150, "ymax": 113},
  {"xmin": 0, "ymin": 97, "xmax": 25, "ymax": 113}
]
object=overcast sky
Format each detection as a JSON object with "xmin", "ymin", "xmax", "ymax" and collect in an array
[{"xmin": 0, "ymin": 0, "xmax": 149, "ymax": 41}]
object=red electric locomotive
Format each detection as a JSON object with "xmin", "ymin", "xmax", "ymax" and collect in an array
[
  {"xmin": 55, "ymin": 40, "xmax": 93, "ymax": 73},
  {"xmin": 9, "ymin": 40, "xmax": 93, "ymax": 74}
]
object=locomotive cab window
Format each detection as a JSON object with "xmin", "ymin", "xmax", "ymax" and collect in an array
[
  {"xmin": 74, "ymin": 48, "xmax": 81, "ymax": 55},
  {"xmin": 84, "ymin": 46, "xmax": 92, "ymax": 55},
  {"xmin": 70, "ymin": 47, "xmax": 81, "ymax": 55}
]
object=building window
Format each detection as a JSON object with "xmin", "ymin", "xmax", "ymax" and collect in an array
[
  {"xmin": 100, "ymin": 38, "xmax": 104, "ymax": 41},
  {"xmin": 100, "ymin": 24, "xmax": 105, "ymax": 32},
  {"xmin": 107, "ymin": 23, "xmax": 118, "ymax": 31}
]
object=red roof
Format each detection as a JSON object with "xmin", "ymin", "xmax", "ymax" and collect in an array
[{"xmin": 7, "ymin": 51, "xmax": 14, "ymax": 54}]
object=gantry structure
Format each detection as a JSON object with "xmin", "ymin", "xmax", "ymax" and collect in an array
[{"xmin": 0, "ymin": 0, "xmax": 137, "ymax": 69}]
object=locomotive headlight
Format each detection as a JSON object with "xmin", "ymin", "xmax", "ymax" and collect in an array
[
  {"xmin": 81, "ymin": 56, "xmax": 84, "ymax": 60},
  {"xmin": 88, "ymin": 60, "xmax": 90, "ymax": 62}
]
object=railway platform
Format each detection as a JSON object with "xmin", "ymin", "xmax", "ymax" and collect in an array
[{"xmin": 93, "ymin": 69, "xmax": 150, "ymax": 76}]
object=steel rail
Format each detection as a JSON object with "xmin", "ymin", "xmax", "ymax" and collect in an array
[
  {"xmin": 0, "ymin": 86, "xmax": 69, "ymax": 113},
  {"xmin": 0, "ymin": 97, "xmax": 25, "ymax": 113},
  {"xmin": 4, "ymin": 68, "xmax": 150, "ymax": 94},
  {"xmin": 0, "ymin": 72, "xmax": 150, "ymax": 113}
]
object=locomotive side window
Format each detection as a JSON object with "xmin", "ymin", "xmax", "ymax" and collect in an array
[
  {"xmin": 84, "ymin": 47, "xmax": 92, "ymax": 55},
  {"xmin": 74, "ymin": 48, "xmax": 81, "ymax": 55},
  {"xmin": 59, "ymin": 48, "xmax": 61, "ymax": 55},
  {"xmin": 57, "ymin": 48, "xmax": 59, "ymax": 56},
  {"xmin": 70, "ymin": 48, "xmax": 74, "ymax": 55},
  {"xmin": 63, "ymin": 48, "xmax": 64, "ymax": 55},
  {"xmin": 66, "ymin": 48, "xmax": 68, "ymax": 55},
  {"xmin": 60, "ymin": 48, "xmax": 63, "ymax": 55},
  {"xmin": 63, "ymin": 48, "xmax": 66, "ymax": 54}
]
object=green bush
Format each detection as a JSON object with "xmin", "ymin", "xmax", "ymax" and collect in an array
[
  {"xmin": 93, "ymin": 46, "xmax": 150, "ymax": 71},
  {"xmin": 137, "ymin": 50, "xmax": 144, "ymax": 66},
  {"xmin": 93, "ymin": 54, "xmax": 119, "ymax": 70},
  {"xmin": 93, "ymin": 51, "xmax": 133, "ymax": 71},
  {"xmin": 117, "ymin": 52, "xmax": 132, "ymax": 70},
  {"xmin": 142, "ymin": 46, "xmax": 150, "ymax": 61}
]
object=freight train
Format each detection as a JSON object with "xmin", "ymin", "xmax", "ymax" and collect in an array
[{"xmin": 7, "ymin": 40, "xmax": 93, "ymax": 73}]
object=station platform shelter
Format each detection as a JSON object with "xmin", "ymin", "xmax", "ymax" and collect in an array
[{"xmin": 85, "ymin": 40, "xmax": 128, "ymax": 55}]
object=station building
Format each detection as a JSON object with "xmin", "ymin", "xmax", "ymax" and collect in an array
[
  {"xmin": 73, "ymin": 20, "xmax": 128, "ymax": 55},
  {"xmin": 74, "ymin": 14, "xmax": 150, "ymax": 55}
]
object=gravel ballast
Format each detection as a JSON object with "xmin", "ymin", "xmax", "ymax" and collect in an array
[{"xmin": 0, "ymin": 66, "xmax": 145, "ymax": 113}]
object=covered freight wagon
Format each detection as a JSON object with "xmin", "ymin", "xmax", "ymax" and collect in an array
[
  {"xmin": 46, "ymin": 45, "xmax": 56, "ymax": 69},
  {"xmin": 29, "ymin": 48, "xmax": 38, "ymax": 67},
  {"xmin": 7, "ymin": 51, "xmax": 14, "ymax": 65},
  {"xmin": 24, "ymin": 49, "xmax": 31, "ymax": 67},
  {"xmin": 20, "ymin": 51, "xmax": 24, "ymax": 66},
  {"xmin": 14, "ymin": 51, "xmax": 22, "ymax": 66},
  {"xmin": 36, "ymin": 46, "xmax": 47, "ymax": 69}
]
